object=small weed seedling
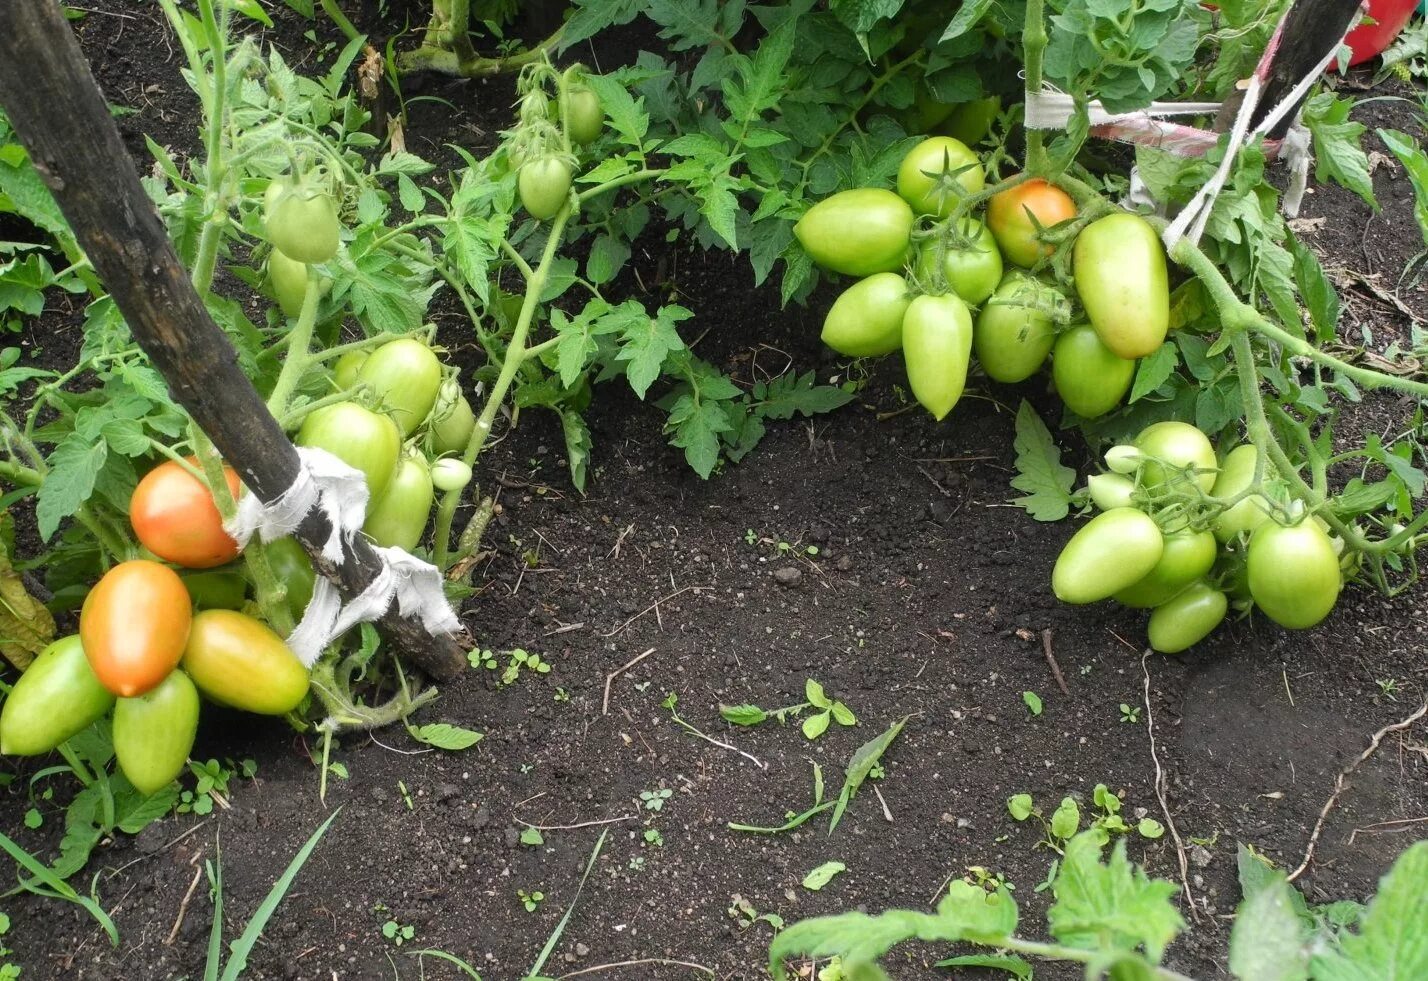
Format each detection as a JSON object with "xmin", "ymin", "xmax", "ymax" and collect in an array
[
  {"xmin": 1377, "ymin": 678, "xmax": 1402, "ymax": 701},
  {"xmin": 469, "ymin": 647, "xmax": 553, "ymax": 687},
  {"xmin": 397, "ymin": 781, "xmax": 414, "ymax": 810},
  {"xmin": 0, "ymin": 912, "xmax": 17, "ymax": 981},
  {"xmin": 643, "ymin": 828, "xmax": 664, "ymax": 847},
  {"xmin": 177, "ymin": 758, "xmax": 258, "ymax": 816},
  {"xmin": 640, "ymin": 788, "xmax": 672, "ymax": 812},
  {"xmin": 517, "ymin": 889, "xmax": 545, "ymax": 913},
  {"xmin": 964, "ymin": 866, "xmax": 1014, "ymax": 893},
  {"xmin": 1007, "ymin": 784, "xmax": 1163, "ymax": 891},
  {"xmin": 1119, "ymin": 703, "xmax": 1141, "ymax": 724},
  {"xmin": 720, "ymin": 679, "xmax": 857, "ymax": 740},
  {"xmin": 628, "ymin": 855, "xmax": 646, "ymax": 872},
  {"xmin": 729, "ymin": 894, "xmax": 785, "ymax": 933},
  {"xmin": 744, "ymin": 530, "xmax": 821, "ymax": 562},
  {"xmin": 382, "ymin": 918, "xmax": 416, "ymax": 947},
  {"xmin": 520, "ymin": 827, "xmax": 544, "ymax": 847},
  {"xmin": 1022, "ymin": 691, "xmax": 1043, "ymax": 717},
  {"xmin": 554, "ymin": 686, "xmax": 571, "ymax": 703}
]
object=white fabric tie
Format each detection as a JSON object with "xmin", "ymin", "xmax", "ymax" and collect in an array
[{"xmin": 223, "ymin": 447, "xmax": 462, "ymax": 667}]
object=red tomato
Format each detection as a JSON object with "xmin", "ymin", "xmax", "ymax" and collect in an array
[
  {"xmin": 80, "ymin": 560, "xmax": 193, "ymax": 697},
  {"xmin": 130, "ymin": 457, "xmax": 242, "ymax": 569}
]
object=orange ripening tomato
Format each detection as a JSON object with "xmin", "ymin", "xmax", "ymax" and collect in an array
[
  {"xmin": 986, "ymin": 178, "xmax": 1078, "ymax": 268},
  {"xmin": 130, "ymin": 457, "xmax": 242, "ymax": 569},
  {"xmin": 81, "ymin": 560, "xmax": 193, "ymax": 697}
]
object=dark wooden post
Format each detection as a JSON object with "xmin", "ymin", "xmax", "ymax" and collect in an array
[
  {"xmin": 0, "ymin": 0, "xmax": 468, "ymax": 679},
  {"xmin": 1217, "ymin": 0, "xmax": 1364, "ymax": 138}
]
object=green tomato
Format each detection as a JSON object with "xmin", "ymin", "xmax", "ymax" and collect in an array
[
  {"xmin": 1135, "ymin": 421, "xmax": 1217, "ymax": 494},
  {"xmin": 1087, "ymin": 473, "xmax": 1135, "ymax": 511},
  {"xmin": 1113, "ymin": 528, "xmax": 1218, "ymax": 608},
  {"xmin": 938, "ymin": 96, "xmax": 1002, "ymax": 146},
  {"xmin": 262, "ymin": 537, "xmax": 316, "ymax": 624},
  {"xmin": 1073, "ymin": 212, "xmax": 1169, "ymax": 359},
  {"xmin": 1211, "ymin": 443, "xmax": 1273, "ymax": 543},
  {"xmin": 896, "ymin": 136, "xmax": 985, "ymax": 217},
  {"xmin": 431, "ymin": 458, "xmax": 474, "ymax": 493},
  {"xmin": 1247, "ymin": 520, "xmax": 1342, "ymax": 629},
  {"xmin": 1148, "ymin": 583, "xmax": 1228, "ymax": 654},
  {"xmin": 267, "ymin": 248, "xmax": 308, "ymax": 319},
  {"xmin": 974, "ymin": 273, "xmax": 1057, "ymax": 383},
  {"xmin": 1105, "ymin": 445, "xmax": 1144, "ymax": 474},
  {"xmin": 0, "ymin": 636, "xmax": 114, "ymax": 756},
  {"xmin": 565, "ymin": 86, "xmax": 603, "ymax": 145},
  {"xmin": 519, "ymin": 158, "xmax": 573, "ymax": 221},
  {"xmin": 333, "ymin": 350, "xmax": 367, "ymax": 390},
  {"xmin": 181, "ymin": 570, "xmax": 249, "ymax": 611},
  {"xmin": 357, "ymin": 338, "xmax": 444, "ymax": 436},
  {"xmin": 265, "ymin": 182, "xmax": 340, "ymax": 264},
  {"xmin": 429, "ymin": 378, "xmax": 476, "ymax": 456},
  {"xmin": 1052, "ymin": 507, "xmax": 1164, "ymax": 605},
  {"xmin": 363, "ymin": 455, "xmax": 434, "ymax": 552},
  {"xmin": 296, "ymin": 401, "xmax": 402, "ymax": 498},
  {"xmin": 901, "ymin": 292, "xmax": 974, "ymax": 421},
  {"xmin": 913, "ymin": 219, "xmax": 1002, "ymax": 305},
  {"xmin": 1052, "ymin": 324, "xmax": 1136, "ymax": 418},
  {"xmin": 113, "ymin": 669, "xmax": 200, "ymax": 796},
  {"xmin": 794, "ymin": 189, "xmax": 914, "ymax": 277},
  {"xmin": 821, "ymin": 273, "xmax": 912, "ymax": 358}
]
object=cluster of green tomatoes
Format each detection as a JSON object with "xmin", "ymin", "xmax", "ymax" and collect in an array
[
  {"xmin": 795, "ymin": 136, "xmax": 1169, "ymax": 424},
  {"xmin": 1057, "ymin": 421, "xmax": 1347, "ymax": 653}
]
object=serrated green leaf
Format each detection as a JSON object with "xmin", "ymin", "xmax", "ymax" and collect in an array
[
  {"xmin": 1312, "ymin": 841, "xmax": 1428, "ymax": 981},
  {"xmin": 1229, "ymin": 872, "xmax": 1309, "ymax": 981},
  {"xmin": 1048, "ymin": 833, "xmax": 1184, "ymax": 962},
  {"xmin": 35, "ymin": 435, "xmax": 107, "ymax": 541},
  {"xmin": 1009, "ymin": 401, "xmax": 1075, "ymax": 521},
  {"xmin": 617, "ymin": 305, "xmax": 690, "ymax": 398}
]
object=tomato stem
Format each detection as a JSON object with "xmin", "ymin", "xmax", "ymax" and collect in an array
[{"xmin": 263, "ymin": 269, "xmax": 325, "ymax": 420}]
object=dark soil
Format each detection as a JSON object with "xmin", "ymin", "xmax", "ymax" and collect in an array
[{"xmin": 3, "ymin": 5, "xmax": 1428, "ymax": 981}]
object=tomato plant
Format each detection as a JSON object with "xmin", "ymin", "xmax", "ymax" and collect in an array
[
  {"xmin": 80, "ymin": 560, "xmax": 193, "ymax": 698},
  {"xmin": 129, "ymin": 457, "xmax": 241, "ymax": 569}
]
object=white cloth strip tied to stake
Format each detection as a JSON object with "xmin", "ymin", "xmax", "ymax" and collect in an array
[
  {"xmin": 1022, "ymin": 0, "xmax": 1360, "ymax": 243},
  {"xmin": 224, "ymin": 446, "xmax": 462, "ymax": 667}
]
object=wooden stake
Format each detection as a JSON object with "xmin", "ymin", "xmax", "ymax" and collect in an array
[{"xmin": 0, "ymin": 0, "xmax": 467, "ymax": 678}]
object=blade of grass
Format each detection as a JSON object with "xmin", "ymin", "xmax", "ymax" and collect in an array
[
  {"xmin": 0, "ymin": 830, "xmax": 117, "ymax": 944},
  {"xmin": 204, "ymin": 855, "xmax": 223, "ymax": 981},
  {"xmin": 728, "ymin": 800, "xmax": 836, "ymax": 834},
  {"xmin": 410, "ymin": 949, "xmax": 484, "ymax": 979},
  {"xmin": 220, "ymin": 807, "xmax": 342, "ymax": 981},
  {"xmin": 523, "ymin": 828, "xmax": 609, "ymax": 979}
]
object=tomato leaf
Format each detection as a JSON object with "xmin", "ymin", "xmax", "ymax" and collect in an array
[
  {"xmin": 615, "ymin": 304, "xmax": 690, "ymax": 399},
  {"xmin": 801, "ymin": 860, "xmax": 847, "ymax": 892},
  {"xmin": 1009, "ymin": 401, "xmax": 1076, "ymax": 522},
  {"xmin": 1047, "ymin": 833, "xmax": 1184, "ymax": 961},
  {"xmin": 34, "ymin": 435, "xmax": 107, "ymax": 541},
  {"xmin": 409, "ymin": 723, "xmax": 483, "ymax": 751},
  {"xmin": 720, "ymin": 703, "xmax": 768, "ymax": 726},
  {"xmin": 1288, "ymin": 231, "xmax": 1340, "ymax": 343},
  {"xmin": 1129, "ymin": 342, "xmax": 1178, "ymax": 403},
  {"xmin": 1304, "ymin": 93, "xmax": 1376, "ymax": 210}
]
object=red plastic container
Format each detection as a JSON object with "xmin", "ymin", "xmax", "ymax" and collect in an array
[{"xmin": 1345, "ymin": 0, "xmax": 1418, "ymax": 65}]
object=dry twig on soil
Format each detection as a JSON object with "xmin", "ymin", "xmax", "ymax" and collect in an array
[{"xmin": 1289, "ymin": 700, "xmax": 1428, "ymax": 882}]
